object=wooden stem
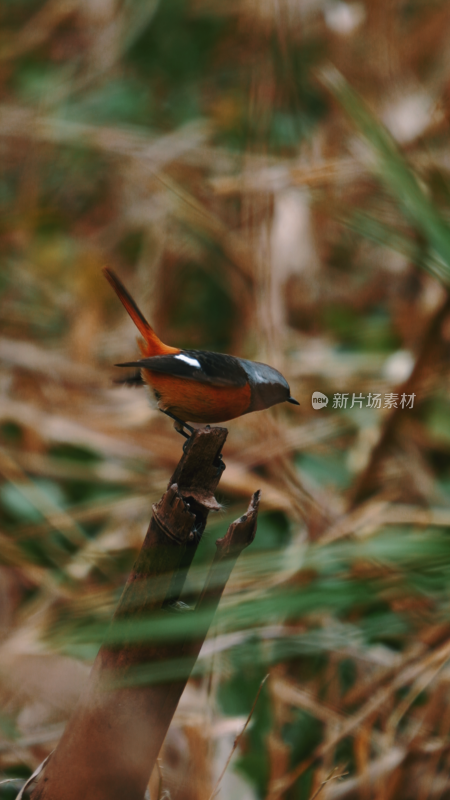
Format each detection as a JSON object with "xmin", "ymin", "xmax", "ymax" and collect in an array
[{"xmin": 30, "ymin": 427, "xmax": 260, "ymax": 800}]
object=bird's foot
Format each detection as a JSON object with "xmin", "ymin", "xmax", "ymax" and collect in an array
[{"xmin": 160, "ymin": 409, "xmax": 195, "ymax": 450}]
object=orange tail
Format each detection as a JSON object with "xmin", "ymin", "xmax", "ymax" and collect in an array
[{"xmin": 103, "ymin": 268, "xmax": 178, "ymax": 356}]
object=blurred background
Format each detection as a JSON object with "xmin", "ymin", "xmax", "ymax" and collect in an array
[{"xmin": 1, "ymin": 0, "xmax": 450, "ymax": 798}]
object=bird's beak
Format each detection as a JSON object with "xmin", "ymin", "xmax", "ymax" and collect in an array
[{"xmin": 287, "ymin": 397, "xmax": 300, "ymax": 405}]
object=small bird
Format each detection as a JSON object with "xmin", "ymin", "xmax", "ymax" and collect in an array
[{"xmin": 104, "ymin": 268, "xmax": 299, "ymax": 438}]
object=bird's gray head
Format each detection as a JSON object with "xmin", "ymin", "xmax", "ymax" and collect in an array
[{"xmin": 241, "ymin": 360, "xmax": 294, "ymax": 412}]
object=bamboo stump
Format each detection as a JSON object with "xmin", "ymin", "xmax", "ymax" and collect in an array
[{"xmin": 29, "ymin": 427, "xmax": 260, "ymax": 800}]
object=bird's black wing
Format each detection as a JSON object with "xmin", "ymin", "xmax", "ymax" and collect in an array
[{"xmin": 116, "ymin": 350, "xmax": 248, "ymax": 388}]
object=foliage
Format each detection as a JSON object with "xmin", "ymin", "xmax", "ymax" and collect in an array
[{"xmin": 1, "ymin": 1, "xmax": 450, "ymax": 799}]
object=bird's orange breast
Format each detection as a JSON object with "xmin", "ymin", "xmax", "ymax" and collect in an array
[{"xmin": 143, "ymin": 370, "xmax": 252, "ymax": 423}]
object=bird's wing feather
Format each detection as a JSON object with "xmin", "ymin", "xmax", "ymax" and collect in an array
[{"xmin": 116, "ymin": 351, "xmax": 248, "ymax": 388}]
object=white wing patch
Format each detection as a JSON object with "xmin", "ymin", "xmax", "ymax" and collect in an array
[{"xmin": 175, "ymin": 354, "xmax": 201, "ymax": 368}]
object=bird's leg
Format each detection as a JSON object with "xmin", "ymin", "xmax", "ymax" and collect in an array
[
  {"xmin": 160, "ymin": 409, "xmax": 195, "ymax": 450},
  {"xmin": 160, "ymin": 413, "xmax": 226, "ymax": 466}
]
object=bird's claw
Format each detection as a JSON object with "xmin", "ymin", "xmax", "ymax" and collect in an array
[{"xmin": 160, "ymin": 409, "xmax": 195, "ymax": 449}]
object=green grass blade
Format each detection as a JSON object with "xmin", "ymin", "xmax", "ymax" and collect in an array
[{"xmin": 320, "ymin": 66, "xmax": 450, "ymax": 285}]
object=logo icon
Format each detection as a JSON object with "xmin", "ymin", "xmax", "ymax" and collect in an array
[{"xmin": 312, "ymin": 391, "xmax": 329, "ymax": 410}]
